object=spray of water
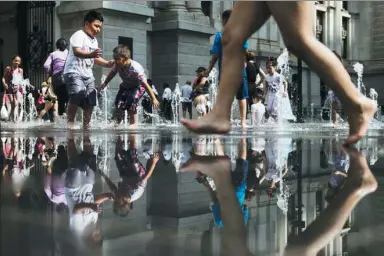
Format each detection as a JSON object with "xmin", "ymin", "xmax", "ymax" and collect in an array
[
  {"xmin": 171, "ymin": 83, "xmax": 181, "ymax": 125},
  {"xmin": 275, "ymin": 49, "xmax": 296, "ymax": 123}
]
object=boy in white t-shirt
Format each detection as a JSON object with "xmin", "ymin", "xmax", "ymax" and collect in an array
[
  {"xmin": 250, "ymin": 88, "xmax": 265, "ymax": 126},
  {"xmin": 63, "ymin": 11, "xmax": 114, "ymax": 129}
]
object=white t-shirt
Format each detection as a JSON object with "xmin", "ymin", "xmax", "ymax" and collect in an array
[
  {"xmin": 251, "ymin": 103, "xmax": 265, "ymax": 125},
  {"xmin": 162, "ymin": 88, "xmax": 172, "ymax": 100},
  {"xmin": 265, "ymin": 72, "xmax": 283, "ymax": 94},
  {"xmin": 129, "ymin": 180, "xmax": 147, "ymax": 202},
  {"xmin": 65, "ymin": 183, "xmax": 98, "ymax": 234},
  {"xmin": 114, "ymin": 60, "xmax": 147, "ymax": 88},
  {"xmin": 63, "ymin": 30, "xmax": 99, "ymax": 78}
]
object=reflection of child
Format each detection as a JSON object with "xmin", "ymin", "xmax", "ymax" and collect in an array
[
  {"xmin": 44, "ymin": 145, "xmax": 68, "ymax": 213},
  {"xmin": 325, "ymin": 144, "xmax": 350, "ymax": 202},
  {"xmin": 260, "ymin": 139, "xmax": 288, "ymax": 198},
  {"xmin": 100, "ymin": 135, "xmax": 159, "ymax": 217},
  {"xmin": 64, "ymin": 137, "xmax": 113, "ymax": 246},
  {"xmin": 100, "ymin": 45, "xmax": 159, "ymax": 126},
  {"xmin": 198, "ymin": 138, "xmax": 249, "ymax": 227}
]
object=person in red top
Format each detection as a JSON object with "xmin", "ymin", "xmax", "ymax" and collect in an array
[{"xmin": 2, "ymin": 55, "xmax": 24, "ymax": 122}]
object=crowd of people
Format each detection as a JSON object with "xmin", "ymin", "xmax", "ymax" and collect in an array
[{"xmin": 1, "ymin": 3, "xmax": 378, "ymax": 145}]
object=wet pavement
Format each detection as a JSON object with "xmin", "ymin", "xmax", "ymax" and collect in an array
[{"xmin": 1, "ymin": 130, "xmax": 384, "ymax": 256}]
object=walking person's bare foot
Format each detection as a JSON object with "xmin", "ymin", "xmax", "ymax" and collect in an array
[
  {"xmin": 344, "ymin": 97, "xmax": 377, "ymax": 145},
  {"xmin": 180, "ymin": 111, "xmax": 231, "ymax": 134},
  {"xmin": 180, "ymin": 155, "xmax": 231, "ymax": 178},
  {"xmin": 343, "ymin": 146, "xmax": 377, "ymax": 197}
]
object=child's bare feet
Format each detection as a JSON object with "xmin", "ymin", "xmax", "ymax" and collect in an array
[
  {"xmin": 343, "ymin": 146, "xmax": 377, "ymax": 197},
  {"xmin": 181, "ymin": 111, "xmax": 231, "ymax": 134},
  {"xmin": 67, "ymin": 122, "xmax": 75, "ymax": 130},
  {"xmin": 344, "ymin": 97, "xmax": 377, "ymax": 145}
]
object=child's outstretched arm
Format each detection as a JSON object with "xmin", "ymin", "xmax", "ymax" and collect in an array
[
  {"xmin": 143, "ymin": 153, "xmax": 159, "ymax": 182},
  {"xmin": 99, "ymin": 66, "xmax": 117, "ymax": 90},
  {"xmin": 95, "ymin": 58, "xmax": 114, "ymax": 68},
  {"xmin": 141, "ymin": 80, "xmax": 159, "ymax": 109}
]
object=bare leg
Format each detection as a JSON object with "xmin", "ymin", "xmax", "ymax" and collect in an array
[
  {"xmin": 66, "ymin": 103, "xmax": 78, "ymax": 129},
  {"xmin": 238, "ymin": 99, "xmax": 247, "ymax": 128},
  {"xmin": 83, "ymin": 105, "xmax": 93, "ymax": 130},
  {"xmin": 266, "ymin": 1, "xmax": 376, "ymax": 144},
  {"xmin": 52, "ymin": 102, "xmax": 58, "ymax": 121},
  {"xmin": 180, "ymin": 1, "xmax": 271, "ymax": 133},
  {"xmin": 38, "ymin": 102, "xmax": 53, "ymax": 120},
  {"xmin": 115, "ymin": 109, "xmax": 123, "ymax": 127},
  {"xmin": 284, "ymin": 147, "xmax": 377, "ymax": 256},
  {"xmin": 128, "ymin": 111, "xmax": 137, "ymax": 128}
]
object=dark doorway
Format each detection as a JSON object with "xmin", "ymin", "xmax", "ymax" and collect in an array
[
  {"xmin": 118, "ymin": 36, "xmax": 133, "ymax": 59},
  {"xmin": 0, "ymin": 38, "xmax": 3, "ymax": 77},
  {"xmin": 17, "ymin": 1, "xmax": 55, "ymax": 89}
]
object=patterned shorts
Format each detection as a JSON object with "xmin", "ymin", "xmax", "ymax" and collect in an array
[{"xmin": 115, "ymin": 85, "xmax": 146, "ymax": 113}]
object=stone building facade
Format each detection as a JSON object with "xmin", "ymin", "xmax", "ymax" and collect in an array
[{"xmin": 0, "ymin": 1, "xmax": 383, "ymax": 107}]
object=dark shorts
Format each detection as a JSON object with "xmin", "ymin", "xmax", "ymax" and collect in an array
[
  {"xmin": 115, "ymin": 85, "xmax": 146, "ymax": 113},
  {"xmin": 68, "ymin": 152, "xmax": 97, "ymax": 172},
  {"xmin": 115, "ymin": 148, "xmax": 146, "ymax": 188},
  {"xmin": 64, "ymin": 73, "xmax": 96, "ymax": 109},
  {"xmin": 182, "ymin": 102, "xmax": 192, "ymax": 113}
]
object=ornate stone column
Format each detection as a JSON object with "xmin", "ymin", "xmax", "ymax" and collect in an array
[
  {"xmin": 186, "ymin": 1, "xmax": 203, "ymax": 14},
  {"xmin": 167, "ymin": 1, "xmax": 187, "ymax": 12}
]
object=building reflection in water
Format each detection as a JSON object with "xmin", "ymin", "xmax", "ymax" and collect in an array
[{"xmin": 0, "ymin": 133, "xmax": 382, "ymax": 255}]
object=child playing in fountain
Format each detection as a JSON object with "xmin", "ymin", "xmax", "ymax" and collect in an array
[
  {"xmin": 2, "ymin": 55, "xmax": 24, "ymax": 122},
  {"xmin": 99, "ymin": 45, "xmax": 159, "ymax": 127},
  {"xmin": 250, "ymin": 88, "xmax": 265, "ymax": 126},
  {"xmin": 263, "ymin": 57, "xmax": 287, "ymax": 122},
  {"xmin": 37, "ymin": 80, "xmax": 58, "ymax": 122},
  {"xmin": 194, "ymin": 87, "xmax": 208, "ymax": 118}
]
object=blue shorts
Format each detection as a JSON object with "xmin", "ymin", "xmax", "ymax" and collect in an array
[
  {"xmin": 218, "ymin": 71, "xmax": 249, "ymax": 100},
  {"xmin": 236, "ymin": 78, "xmax": 248, "ymax": 100}
]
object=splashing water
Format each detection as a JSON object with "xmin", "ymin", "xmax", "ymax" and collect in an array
[
  {"xmin": 208, "ymin": 68, "xmax": 218, "ymax": 107},
  {"xmin": 277, "ymin": 48, "xmax": 290, "ymax": 78},
  {"xmin": 275, "ymin": 49, "xmax": 296, "ymax": 123},
  {"xmin": 353, "ymin": 62, "xmax": 366, "ymax": 95},
  {"xmin": 369, "ymin": 88, "xmax": 381, "ymax": 120},
  {"xmin": 171, "ymin": 83, "xmax": 181, "ymax": 125}
]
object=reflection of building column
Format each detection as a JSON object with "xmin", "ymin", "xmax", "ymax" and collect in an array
[
  {"xmin": 186, "ymin": 1, "xmax": 203, "ymax": 14},
  {"xmin": 167, "ymin": 1, "xmax": 187, "ymax": 11}
]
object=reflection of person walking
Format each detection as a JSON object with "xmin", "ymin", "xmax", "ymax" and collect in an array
[{"xmin": 162, "ymin": 83, "xmax": 172, "ymax": 121}]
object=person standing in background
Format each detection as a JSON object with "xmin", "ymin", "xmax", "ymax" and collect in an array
[
  {"xmin": 245, "ymin": 51, "xmax": 265, "ymax": 116},
  {"xmin": 44, "ymin": 38, "xmax": 69, "ymax": 117},
  {"xmin": 162, "ymin": 83, "xmax": 172, "ymax": 121},
  {"xmin": 142, "ymin": 78, "xmax": 158, "ymax": 123},
  {"xmin": 181, "ymin": 80, "xmax": 193, "ymax": 119}
]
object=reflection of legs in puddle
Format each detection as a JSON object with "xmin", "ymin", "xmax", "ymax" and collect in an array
[
  {"xmin": 285, "ymin": 147, "xmax": 377, "ymax": 256},
  {"xmin": 181, "ymin": 140, "xmax": 252, "ymax": 256}
]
